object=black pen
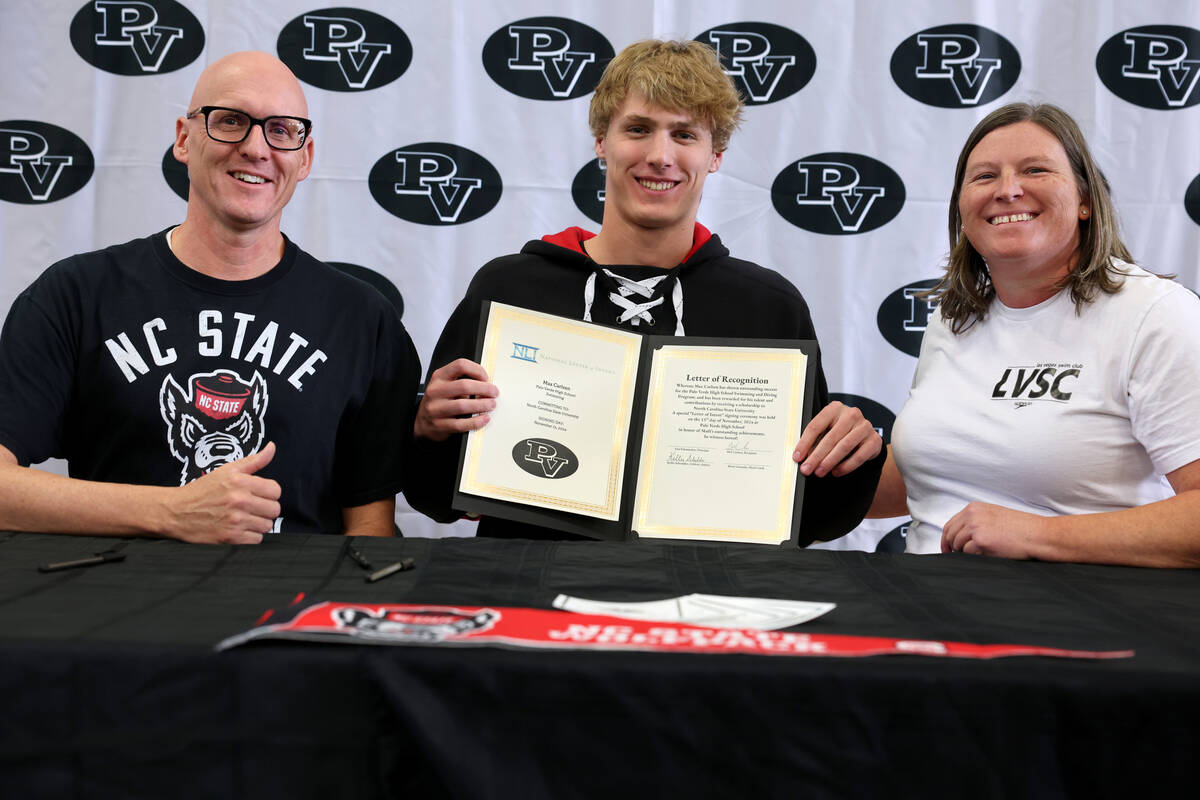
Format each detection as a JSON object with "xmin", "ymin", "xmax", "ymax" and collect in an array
[
  {"xmin": 347, "ymin": 543, "xmax": 374, "ymax": 571},
  {"xmin": 38, "ymin": 551, "xmax": 126, "ymax": 573},
  {"xmin": 365, "ymin": 558, "xmax": 416, "ymax": 583}
]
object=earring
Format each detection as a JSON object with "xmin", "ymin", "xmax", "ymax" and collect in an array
[{"xmin": 1080, "ymin": 207, "xmax": 1089, "ymax": 217}]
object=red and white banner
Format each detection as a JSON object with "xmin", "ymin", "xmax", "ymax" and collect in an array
[{"xmin": 218, "ymin": 602, "xmax": 1135, "ymax": 660}]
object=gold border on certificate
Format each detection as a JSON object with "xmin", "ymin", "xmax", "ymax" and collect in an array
[
  {"xmin": 633, "ymin": 346, "xmax": 805, "ymax": 543},
  {"xmin": 459, "ymin": 303, "xmax": 642, "ymax": 519}
]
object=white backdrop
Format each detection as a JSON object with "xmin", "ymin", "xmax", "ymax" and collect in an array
[{"xmin": 3, "ymin": 1, "xmax": 1198, "ymax": 547}]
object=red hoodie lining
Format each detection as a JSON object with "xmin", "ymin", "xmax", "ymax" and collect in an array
[{"xmin": 541, "ymin": 223, "xmax": 712, "ymax": 264}]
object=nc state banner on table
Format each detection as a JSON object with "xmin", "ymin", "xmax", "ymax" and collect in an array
[{"xmin": 218, "ymin": 602, "xmax": 1136, "ymax": 661}]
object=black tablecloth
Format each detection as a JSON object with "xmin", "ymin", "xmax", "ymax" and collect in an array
[{"xmin": 1, "ymin": 531, "xmax": 1198, "ymax": 798}]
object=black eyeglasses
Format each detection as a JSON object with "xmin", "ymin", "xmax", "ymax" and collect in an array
[{"xmin": 186, "ymin": 106, "xmax": 312, "ymax": 151}]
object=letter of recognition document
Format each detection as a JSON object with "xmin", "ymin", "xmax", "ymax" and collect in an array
[
  {"xmin": 455, "ymin": 302, "xmax": 817, "ymax": 544},
  {"xmin": 632, "ymin": 346, "xmax": 807, "ymax": 544}
]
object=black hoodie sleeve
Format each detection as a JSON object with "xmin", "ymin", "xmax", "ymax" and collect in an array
[
  {"xmin": 802, "ymin": 449, "xmax": 887, "ymax": 543},
  {"xmin": 786, "ymin": 292, "xmax": 886, "ymax": 545},
  {"xmin": 796, "ymin": 376, "xmax": 888, "ymax": 544},
  {"xmin": 401, "ymin": 288, "xmax": 487, "ymax": 524}
]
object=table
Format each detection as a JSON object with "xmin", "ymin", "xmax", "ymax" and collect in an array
[{"xmin": 2, "ymin": 531, "xmax": 1198, "ymax": 798}]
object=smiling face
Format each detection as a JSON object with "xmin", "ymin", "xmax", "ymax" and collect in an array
[
  {"xmin": 958, "ymin": 120, "xmax": 1088, "ymax": 304},
  {"xmin": 173, "ymin": 52, "xmax": 313, "ymax": 237},
  {"xmin": 594, "ymin": 92, "xmax": 722, "ymax": 237}
]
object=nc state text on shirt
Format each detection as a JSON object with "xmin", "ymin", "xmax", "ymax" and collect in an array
[{"xmin": 104, "ymin": 311, "xmax": 328, "ymax": 389}]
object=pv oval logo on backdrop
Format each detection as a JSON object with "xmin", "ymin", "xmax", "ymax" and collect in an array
[
  {"xmin": 1097, "ymin": 25, "xmax": 1200, "ymax": 109},
  {"xmin": 1186, "ymin": 173, "xmax": 1200, "ymax": 227},
  {"xmin": 771, "ymin": 153, "xmax": 905, "ymax": 235},
  {"xmin": 277, "ymin": 7, "xmax": 412, "ymax": 91},
  {"xmin": 513, "ymin": 438, "xmax": 579, "ymax": 479},
  {"xmin": 327, "ymin": 262, "xmax": 405, "ymax": 319},
  {"xmin": 877, "ymin": 278, "xmax": 939, "ymax": 357},
  {"xmin": 70, "ymin": 0, "xmax": 204, "ymax": 75},
  {"xmin": 0, "ymin": 121, "xmax": 94, "ymax": 204},
  {"xmin": 876, "ymin": 521, "xmax": 912, "ymax": 553},
  {"xmin": 890, "ymin": 24, "xmax": 1020, "ymax": 107},
  {"xmin": 369, "ymin": 143, "xmax": 502, "ymax": 225},
  {"xmin": 482, "ymin": 17, "xmax": 613, "ymax": 100},
  {"xmin": 695, "ymin": 22, "xmax": 816, "ymax": 105},
  {"xmin": 162, "ymin": 145, "xmax": 188, "ymax": 201},
  {"xmin": 571, "ymin": 157, "xmax": 606, "ymax": 225}
]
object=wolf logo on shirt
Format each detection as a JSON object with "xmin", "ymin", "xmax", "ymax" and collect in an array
[{"xmin": 159, "ymin": 368, "xmax": 269, "ymax": 483}]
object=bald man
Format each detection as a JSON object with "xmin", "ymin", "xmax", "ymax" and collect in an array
[{"xmin": 0, "ymin": 51, "xmax": 419, "ymax": 543}]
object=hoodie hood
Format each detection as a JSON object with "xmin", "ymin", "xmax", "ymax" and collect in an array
[
  {"xmin": 536, "ymin": 223, "xmax": 716, "ymax": 263},
  {"xmin": 520, "ymin": 224, "xmax": 728, "ymax": 335}
]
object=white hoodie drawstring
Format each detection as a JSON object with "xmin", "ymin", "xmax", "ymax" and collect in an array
[{"xmin": 583, "ymin": 269, "xmax": 684, "ymax": 334}]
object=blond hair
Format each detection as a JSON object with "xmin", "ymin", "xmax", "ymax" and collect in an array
[{"xmin": 588, "ymin": 39, "xmax": 744, "ymax": 152}]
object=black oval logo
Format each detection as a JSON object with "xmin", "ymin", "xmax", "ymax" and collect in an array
[
  {"xmin": 277, "ymin": 7, "xmax": 412, "ymax": 92},
  {"xmin": 1186, "ymin": 172, "xmax": 1200, "ymax": 227},
  {"xmin": 876, "ymin": 521, "xmax": 912, "ymax": 553},
  {"xmin": 1097, "ymin": 26, "xmax": 1200, "ymax": 110},
  {"xmin": 771, "ymin": 152, "xmax": 905, "ymax": 234},
  {"xmin": 512, "ymin": 438, "xmax": 580, "ymax": 479},
  {"xmin": 828, "ymin": 393, "xmax": 898, "ymax": 446},
  {"xmin": 369, "ymin": 142, "xmax": 502, "ymax": 225},
  {"xmin": 877, "ymin": 278, "xmax": 939, "ymax": 357},
  {"xmin": 482, "ymin": 17, "xmax": 613, "ymax": 100},
  {"xmin": 0, "ymin": 121, "xmax": 94, "ymax": 204},
  {"xmin": 890, "ymin": 24, "xmax": 1020, "ymax": 108},
  {"xmin": 694, "ymin": 22, "xmax": 816, "ymax": 106},
  {"xmin": 571, "ymin": 157, "xmax": 606, "ymax": 225},
  {"xmin": 70, "ymin": 0, "xmax": 204, "ymax": 76},
  {"xmin": 327, "ymin": 262, "xmax": 404, "ymax": 319},
  {"xmin": 161, "ymin": 144, "xmax": 189, "ymax": 201}
]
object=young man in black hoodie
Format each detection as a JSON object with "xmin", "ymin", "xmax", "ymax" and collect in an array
[{"xmin": 407, "ymin": 39, "xmax": 883, "ymax": 542}]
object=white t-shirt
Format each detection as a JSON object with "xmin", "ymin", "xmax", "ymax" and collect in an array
[{"xmin": 892, "ymin": 261, "xmax": 1200, "ymax": 554}]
